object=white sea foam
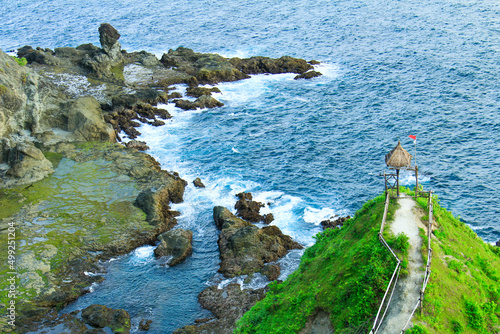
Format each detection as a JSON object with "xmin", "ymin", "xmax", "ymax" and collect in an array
[
  {"xmin": 313, "ymin": 62, "xmax": 341, "ymax": 79},
  {"xmin": 303, "ymin": 206, "xmax": 338, "ymax": 225},
  {"xmin": 128, "ymin": 245, "xmax": 156, "ymax": 266}
]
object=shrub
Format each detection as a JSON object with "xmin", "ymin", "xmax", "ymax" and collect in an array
[{"xmin": 11, "ymin": 56, "xmax": 27, "ymax": 66}]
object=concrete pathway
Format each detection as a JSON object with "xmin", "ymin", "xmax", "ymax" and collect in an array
[{"xmin": 378, "ymin": 195, "xmax": 424, "ymax": 334}]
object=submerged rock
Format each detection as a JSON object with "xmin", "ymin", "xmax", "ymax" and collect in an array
[
  {"xmin": 154, "ymin": 228, "xmax": 193, "ymax": 266},
  {"xmin": 294, "ymin": 70, "xmax": 322, "ymax": 80},
  {"xmin": 81, "ymin": 304, "xmax": 131, "ymax": 334},
  {"xmin": 139, "ymin": 319, "xmax": 153, "ymax": 331},
  {"xmin": 213, "ymin": 206, "xmax": 302, "ymax": 278}
]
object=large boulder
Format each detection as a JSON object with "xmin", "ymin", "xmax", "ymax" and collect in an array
[
  {"xmin": 154, "ymin": 229, "xmax": 193, "ymax": 266},
  {"xmin": 5, "ymin": 142, "xmax": 53, "ymax": 179},
  {"xmin": 99, "ymin": 23, "xmax": 121, "ymax": 55},
  {"xmin": 213, "ymin": 207, "xmax": 302, "ymax": 278},
  {"xmin": 81, "ymin": 304, "xmax": 131, "ymax": 334},
  {"xmin": 68, "ymin": 96, "xmax": 116, "ymax": 142}
]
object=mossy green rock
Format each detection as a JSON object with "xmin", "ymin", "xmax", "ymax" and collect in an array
[
  {"xmin": 0, "ymin": 142, "xmax": 186, "ymax": 333},
  {"xmin": 82, "ymin": 304, "xmax": 131, "ymax": 334}
]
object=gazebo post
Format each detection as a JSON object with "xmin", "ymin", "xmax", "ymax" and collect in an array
[
  {"xmin": 396, "ymin": 169, "xmax": 400, "ymax": 197},
  {"xmin": 384, "ymin": 171, "xmax": 387, "ymax": 197}
]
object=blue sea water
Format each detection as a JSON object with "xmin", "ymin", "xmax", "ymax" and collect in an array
[{"xmin": 2, "ymin": 0, "xmax": 500, "ymax": 333}]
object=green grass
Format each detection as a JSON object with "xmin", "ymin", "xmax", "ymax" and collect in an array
[
  {"xmin": 410, "ymin": 195, "xmax": 500, "ymax": 334},
  {"xmin": 236, "ymin": 189, "xmax": 499, "ymax": 333},
  {"xmin": 10, "ymin": 56, "xmax": 27, "ymax": 66},
  {"xmin": 235, "ymin": 194, "xmax": 408, "ymax": 333}
]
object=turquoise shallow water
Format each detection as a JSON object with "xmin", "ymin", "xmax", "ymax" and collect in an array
[{"xmin": 3, "ymin": 0, "xmax": 500, "ymax": 332}]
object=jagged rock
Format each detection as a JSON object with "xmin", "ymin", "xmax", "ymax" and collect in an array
[
  {"xmin": 139, "ymin": 319, "xmax": 153, "ymax": 331},
  {"xmin": 24, "ymin": 49, "xmax": 61, "ymax": 66},
  {"xmin": 68, "ymin": 96, "xmax": 116, "ymax": 142},
  {"xmin": 263, "ymin": 213, "xmax": 274, "ymax": 224},
  {"xmin": 160, "ymin": 47, "xmax": 250, "ymax": 85},
  {"xmin": 234, "ymin": 192, "xmax": 265, "ymax": 223},
  {"xmin": 174, "ymin": 95, "xmax": 224, "ymax": 110},
  {"xmin": 261, "ymin": 263, "xmax": 281, "ymax": 281},
  {"xmin": 193, "ymin": 177, "xmax": 205, "ymax": 188},
  {"xmin": 99, "ymin": 23, "xmax": 121, "ymax": 54},
  {"xmin": 125, "ymin": 140, "xmax": 149, "ymax": 151},
  {"xmin": 174, "ymin": 283, "xmax": 267, "ymax": 334},
  {"xmin": 309, "ymin": 60, "xmax": 321, "ymax": 65},
  {"xmin": 320, "ymin": 216, "xmax": 350, "ymax": 229},
  {"xmin": 294, "ymin": 70, "xmax": 322, "ymax": 80},
  {"xmin": 154, "ymin": 229, "xmax": 193, "ymax": 266},
  {"xmin": 229, "ymin": 56, "xmax": 314, "ymax": 75},
  {"xmin": 186, "ymin": 86, "xmax": 221, "ymax": 98},
  {"xmin": 135, "ymin": 182, "xmax": 185, "ymax": 227},
  {"xmin": 81, "ymin": 304, "xmax": 131, "ymax": 334},
  {"xmin": 213, "ymin": 206, "xmax": 302, "ymax": 278}
]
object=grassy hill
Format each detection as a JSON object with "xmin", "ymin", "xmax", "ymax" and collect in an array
[{"xmin": 235, "ymin": 192, "xmax": 500, "ymax": 333}]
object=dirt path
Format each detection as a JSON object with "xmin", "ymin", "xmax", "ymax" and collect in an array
[{"xmin": 378, "ymin": 195, "xmax": 425, "ymax": 334}]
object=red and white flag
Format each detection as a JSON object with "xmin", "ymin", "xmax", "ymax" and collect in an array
[{"xmin": 409, "ymin": 135, "xmax": 416, "ymax": 143}]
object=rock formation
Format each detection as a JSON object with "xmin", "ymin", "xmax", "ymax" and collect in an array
[
  {"xmin": 174, "ymin": 283, "xmax": 267, "ymax": 334},
  {"xmin": 234, "ymin": 192, "xmax": 274, "ymax": 224},
  {"xmin": 213, "ymin": 206, "xmax": 302, "ymax": 278},
  {"xmin": 154, "ymin": 228, "xmax": 193, "ymax": 266},
  {"xmin": 81, "ymin": 304, "xmax": 131, "ymax": 333},
  {"xmin": 193, "ymin": 177, "xmax": 206, "ymax": 188},
  {"xmin": 320, "ymin": 216, "xmax": 350, "ymax": 229}
]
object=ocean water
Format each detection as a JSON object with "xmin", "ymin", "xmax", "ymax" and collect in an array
[{"xmin": 3, "ymin": 0, "xmax": 500, "ymax": 333}]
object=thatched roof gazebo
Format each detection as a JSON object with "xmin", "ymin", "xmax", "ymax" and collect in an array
[
  {"xmin": 385, "ymin": 141, "xmax": 412, "ymax": 169},
  {"xmin": 383, "ymin": 141, "xmax": 418, "ymax": 197}
]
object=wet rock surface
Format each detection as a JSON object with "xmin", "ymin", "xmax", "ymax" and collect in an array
[
  {"xmin": 234, "ymin": 192, "xmax": 274, "ymax": 224},
  {"xmin": 294, "ymin": 70, "xmax": 323, "ymax": 80},
  {"xmin": 213, "ymin": 206, "xmax": 302, "ymax": 278},
  {"xmin": 320, "ymin": 216, "xmax": 351, "ymax": 229},
  {"xmin": 154, "ymin": 228, "xmax": 193, "ymax": 266},
  {"xmin": 193, "ymin": 177, "xmax": 205, "ymax": 188},
  {"xmin": 3, "ymin": 142, "xmax": 186, "ymax": 333},
  {"xmin": 174, "ymin": 283, "xmax": 268, "ymax": 334},
  {"xmin": 81, "ymin": 304, "xmax": 131, "ymax": 334}
]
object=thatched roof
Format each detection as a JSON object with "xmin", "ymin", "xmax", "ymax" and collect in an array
[{"xmin": 385, "ymin": 141, "xmax": 412, "ymax": 168}]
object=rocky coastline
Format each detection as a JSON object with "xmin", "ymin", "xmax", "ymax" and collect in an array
[{"xmin": 0, "ymin": 24, "xmax": 317, "ymax": 333}]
